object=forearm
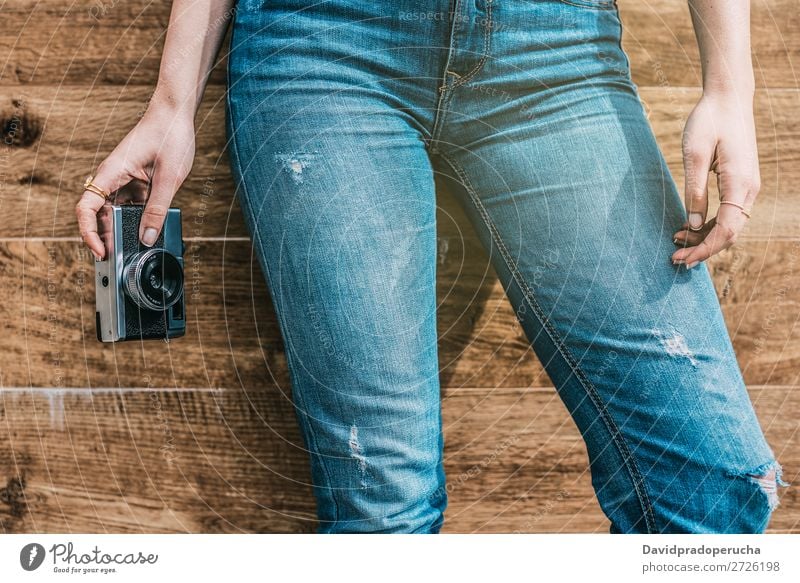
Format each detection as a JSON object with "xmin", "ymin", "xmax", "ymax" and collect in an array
[
  {"xmin": 688, "ymin": 0, "xmax": 754, "ymax": 98},
  {"xmin": 149, "ymin": 0, "xmax": 236, "ymax": 119}
]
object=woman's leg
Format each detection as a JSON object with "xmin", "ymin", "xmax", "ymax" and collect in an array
[
  {"xmin": 430, "ymin": 0, "xmax": 786, "ymax": 532},
  {"xmin": 225, "ymin": 3, "xmax": 447, "ymax": 532}
]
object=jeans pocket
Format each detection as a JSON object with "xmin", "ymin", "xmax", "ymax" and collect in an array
[{"xmin": 556, "ymin": 0, "xmax": 617, "ymax": 9}]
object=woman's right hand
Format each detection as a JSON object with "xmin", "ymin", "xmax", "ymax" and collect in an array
[{"xmin": 75, "ymin": 102, "xmax": 196, "ymax": 260}]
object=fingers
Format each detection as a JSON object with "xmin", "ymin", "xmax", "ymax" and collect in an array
[
  {"xmin": 139, "ymin": 164, "xmax": 182, "ymax": 246},
  {"xmin": 672, "ymin": 202, "xmax": 748, "ymax": 267},
  {"xmin": 75, "ymin": 160, "xmax": 130, "ymax": 260},
  {"xmin": 673, "ymin": 217, "xmax": 716, "ymax": 248},
  {"xmin": 75, "ymin": 194, "xmax": 106, "ymax": 260},
  {"xmin": 682, "ymin": 142, "xmax": 713, "ymax": 231},
  {"xmin": 672, "ymin": 149, "xmax": 757, "ymax": 267},
  {"xmin": 672, "ymin": 195, "xmax": 747, "ymax": 269}
]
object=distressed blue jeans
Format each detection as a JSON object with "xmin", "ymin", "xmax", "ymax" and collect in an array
[{"xmin": 225, "ymin": 0, "xmax": 787, "ymax": 533}]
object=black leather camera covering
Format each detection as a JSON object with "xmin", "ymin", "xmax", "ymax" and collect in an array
[{"xmin": 120, "ymin": 205, "xmax": 171, "ymax": 339}]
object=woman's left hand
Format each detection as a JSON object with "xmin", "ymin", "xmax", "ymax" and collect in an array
[{"xmin": 672, "ymin": 91, "xmax": 760, "ymax": 269}]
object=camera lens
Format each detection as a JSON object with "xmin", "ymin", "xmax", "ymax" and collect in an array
[{"xmin": 123, "ymin": 249, "xmax": 184, "ymax": 311}]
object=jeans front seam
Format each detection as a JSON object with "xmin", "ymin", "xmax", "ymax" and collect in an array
[
  {"xmin": 429, "ymin": 0, "xmax": 493, "ymax": 152},
  {"xmin": 225, "ymin": 74, "xmax": 341, "ymax": 530},
  {"xmin": 429, "ymin": 89, "xmax": 456, "ymax": 154},
  {"xmin": 435, "ymin": 149, "xmax": 657, "ymax": 533},
  {"xmin": 450, "ymin": 0, "xmax": 493, "ymax": 90},
  {"xmin": 430, "ymin": 0, "xmax": 464, "ymax": 152}
]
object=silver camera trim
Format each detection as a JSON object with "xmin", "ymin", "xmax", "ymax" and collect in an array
[{"xmin": 95, "ymin": 206, "xmax": 126, "ymax": 342}]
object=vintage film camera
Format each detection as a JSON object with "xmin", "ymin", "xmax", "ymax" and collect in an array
[{"xmin": 95, "ymin": 204, "xmax": 186, "ymax": 342}]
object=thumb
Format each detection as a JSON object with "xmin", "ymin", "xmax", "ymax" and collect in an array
[
  {"xmin": 682, "ymin": 143, "xmax": 713, "ymax": 232},
  {"xmin": 139, "ymin": 165, "xmax": 181, "ymax": 247}
]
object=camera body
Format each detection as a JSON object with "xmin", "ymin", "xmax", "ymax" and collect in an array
[{"xmin": 95, "ymin": 204, "xmax": 186, "ymax": 342}]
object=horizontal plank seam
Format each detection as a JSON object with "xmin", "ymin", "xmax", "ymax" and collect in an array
[
  {"xmin": 0, "ymin": 387, "xmax": 225, "ymax": 393},
  {"xmin": 0, "ymin": 385, "xmax": 793, "ymax": 393},
  {"xmin": 0, "ymin": 236, "xmax": 252, "ymax": 242},
  {"xmin": 445, "ymin": 385, "xmax": 797, "ymax": 392},
  {"xmin": 4, "ymin": 84, "xmax": 800, "ymax": 93},
  {"xmin": 0, "ymin": 235, "xmax": 797, "ymax": 243}
]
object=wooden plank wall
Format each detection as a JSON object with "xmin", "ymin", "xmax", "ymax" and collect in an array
[{"xmin": 1, "ymin": 0, "xmax": 798, "ymax": 533}]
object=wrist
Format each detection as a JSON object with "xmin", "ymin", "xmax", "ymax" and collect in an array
[
  {"xmin": 147, "ymin": 85, "xmax": 198, "ymax": 122},
  {"xmin": 702, "ymin": 71, "xmax": 756, "ymax": 101}
]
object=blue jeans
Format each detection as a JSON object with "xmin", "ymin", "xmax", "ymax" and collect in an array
[{"xmin": 225, "ymin": 0, "xmax": 787, "ymax": 533}]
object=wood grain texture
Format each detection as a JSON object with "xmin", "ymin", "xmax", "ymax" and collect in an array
[
  {"xmin": 1, "ymin": 387, "xmax": 797, "ymax": 533},
  {"xmin": 0, "ymin": 239, "xmax": 798, "ymax": 391},
  {"xmin": 1, "ymin": 86, "xmax": 799, "ymax": 238},
  {"xmin": 0, "ymin": 388, "xmax": 316, "ymax": 533},
  {"xmin": 619, "ymin": 0, "xmax": 800, "ymax": 89},
  {"xmin": 2, "ymin": 1, "xmax": 799, "ymax": 89}
]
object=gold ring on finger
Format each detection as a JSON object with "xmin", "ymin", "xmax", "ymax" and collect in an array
[
  {"xmin": 719, "ymin": 199, "xmax": 746, "ymax": 211},
  {"xmin": 719, "ymin": 199, "xmax": 752, "ymax": 219},
  {"xmin": 83, "ymin": 175, "xmax": 109, "ymax": 200}
]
